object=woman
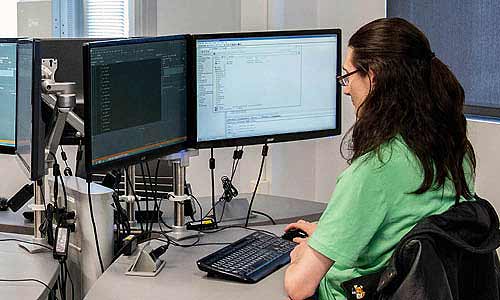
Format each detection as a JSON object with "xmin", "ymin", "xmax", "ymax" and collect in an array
[{"xmin": 284, "ymin": 18, "xmax": 476, "ymax": 300}]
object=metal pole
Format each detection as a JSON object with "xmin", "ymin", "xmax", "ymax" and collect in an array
[
  {"xmin": 33, "ymin": 179, "xmax": 44, "ymax": 239},
  {"xmin": 125, "ymin": 166, "xmax": 136, "ymax": 226},
  {"xmin": 172, "ymin": 161, "xmax": 185, "ymax": 227},
  {"xmin": 162, "ymin": 149, "xmax": 199, "ymax": 241}
]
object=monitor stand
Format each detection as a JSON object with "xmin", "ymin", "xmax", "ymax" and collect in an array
[{"xmin": 161, "ymin": 149, "xmax": 200, "ymax": 241}]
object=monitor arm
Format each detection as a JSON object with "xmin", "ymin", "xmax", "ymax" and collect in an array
[
  {"xmin": 41, "ymin": 59, "xmax": 84, "ymax": 135},
  {"xmin": 41, "ymin": 58, "xmax": 84, "ymax": 168}
]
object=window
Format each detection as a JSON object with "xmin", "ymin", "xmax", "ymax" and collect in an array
[
  {"xmin": 387, "ymin": 1, "xmax": 500, "ymax": 119},
  {"xmin": 84, "ymin": 0, "xmax": 130, "ymax": 37},
  {"xmin": 52, "ymin": 0, "xmax": 84, "ymax": 37}
]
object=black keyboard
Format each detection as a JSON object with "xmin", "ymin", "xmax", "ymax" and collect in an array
[{"xmin": 197, "ymin": 231, "xmax": 297, "ymax": 283}]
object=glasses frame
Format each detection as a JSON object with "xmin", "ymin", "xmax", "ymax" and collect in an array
[{"xmin": 336, "ymin": 69, "xmax": 359, "ymax": 86}]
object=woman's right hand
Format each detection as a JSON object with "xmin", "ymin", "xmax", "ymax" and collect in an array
[{"xmin": 284, "ymin": 219, "xmax": 317, "ymax": 243}]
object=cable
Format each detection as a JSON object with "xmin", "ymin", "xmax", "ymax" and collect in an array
[
  {"xmin": 38, "ymin": 179, "xmax": 48, "ymax": 213},
  {"xmin": 153, "ymin": 160, "xmax": 162, "ymax": 229},
  {"xmin": 86, "ymin": 180, "xmax": 105, "ymax": 274},
  {"xmin": 218, "ymin": 197, "xmax": 228, "ymax": 223},
  {"xmin": 0, "ymin": 238, "xmax": 52, "ymax": 250},
  {"xmin": 199, "ymin": 225, "xmax": 278, "ymax": 237},
  {"xmin": 220, "ymin": 176, "xmax": 238, "ymax": 203},
  {"xmin": 190, "ymin": 194, "xmax": 203, "ymax": 223},
  {"xmin": 59, "ymin": 145, "xmax": 72, "ymax": 176},
  {"xmin": 112, "ymin": 193, "xmax": 130, "ymax": 242},
  {"xmin": 139, "ymin": 163, "xmax": 150, "ymax": 234},
  {"xmin": 38, "ymin": 181, "xmax": 50, "ymax": 237},
  {"xmin": 56, "ymin": 274, "xmax": 62, "ymax": 300},
  {"xmin": 201, "ymin": 147, "xmax": 244, "ymax": 224},
  {"xmin": 64, "ymin": 262, "xmax": 74, "ymax": 300},
  {"xmin": 153, "ymin": 211, "xmax": 202, "ymax": 247},
  {"xmin": 50, "ymin": 152, "xmax": 60, "ymax": 210},
  {"xmin": 0, "ymin": 278, "xmax": 50, "ymax": 290},
  {"xmin": 59, "ymin": 262, "xmax": 66, "ymax": 300},
  {"xmin": 145, "ymin": 161, "xmax": 159, "ymax": 233},
  {"xmin": 59, "ymin": 172, "xmax": 68, "ymax": 210},
  {"xmin": 230, "ymin": 146, "xmax": 244, "ymax": 180},
  {"xmin": 251, "ymin": 210, "xmax": 276, "ymax": 225},
  {"xmin": 160, "ymin": 211, "xmax": 172, "ymax": 229},
  {"xmin": 209, "ymin": 148, "xmax": 217, "ymax": 227},
  {"xmin": 245, "ymin": 144, "xmax": 268, "ymax": 227},
  {"xmin": 217, "ymin": 146, "xmax": 244, "ymax": 223},
  {"xmin": 50, "ymin": 152, "xmax": 69, "ymax": 209},
  {"xmin": 151, "ymin": 222, "xmax": 278, "ymax": 251},
  {"xmin": 149, "ymin": 226, "xmax": 279, "ymax": 250},
  {"xmin": 75, "ymin": 140, "xmax": 84, "ymax": 176},
  {"xmin": 156, "ymin": 232, "xmax": 201, "ymax": 247},
  {"xmin": 153, "ymin": 238, "xmax": 231, "ymax": 247}
]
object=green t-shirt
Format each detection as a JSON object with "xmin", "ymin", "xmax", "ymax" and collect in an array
[{"xmin": 308, "ymin": 136, "xmax": 475, "ymax": 300}]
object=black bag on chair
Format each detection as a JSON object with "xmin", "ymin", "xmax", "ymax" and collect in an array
[{"xmin": 341, "ymin": 195, "xmax": 500, "ymax": 300}]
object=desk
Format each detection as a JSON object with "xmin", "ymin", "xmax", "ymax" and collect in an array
[
  {"xmin": 84, "ymin": 225, "xmax": 290, "ymax": 300},
  {"xmin": 0, "ymin": 205, "xmax": 33, "ymax": 235},
  {"xmin": 0, "ymin": 232, "xmax": 60, "ymax": 300}
]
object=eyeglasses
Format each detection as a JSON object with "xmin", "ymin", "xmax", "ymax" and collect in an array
[{"xmin": 336, "ymin": 70, "xmax": 359, "ymax": 86}]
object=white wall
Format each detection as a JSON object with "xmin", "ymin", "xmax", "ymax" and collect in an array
[
  {"xmin": 467, "ymin": 120, "xmax": 500, "ymax": 209},
  {"xmin": 17, "ymin": 0, "xmax": 52, "ymax": 38},
  {"xmin": 0, "ymin": 0, "xmax": 18, "ymax": 37},
  {"xmin": 156, "ymin": 0, "xmax": 241, "ymax": 35}
]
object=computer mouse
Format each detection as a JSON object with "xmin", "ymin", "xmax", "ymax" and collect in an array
[
  {"xmin": 23, "ymin": 211, "xmax": 34, "ymax": 222},
  {"xmin": 281, "ymin": 228, "xmax": 308, "ymax": 241}
]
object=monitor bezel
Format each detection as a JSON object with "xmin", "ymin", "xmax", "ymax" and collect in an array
[
  {"xmin": 190, "ymin": 29, "xmax": 342, "ymax": 149},
  {"xmin": 15, "ymin": 39, "xmax": 44, "ymax": 181},
  {"xmin": 83, "ymin": 35, "xmax": 191, "ymax": 174},
  {"xmin": 0, "ymin": 38, "xmax": 20, "ymax": 155}
]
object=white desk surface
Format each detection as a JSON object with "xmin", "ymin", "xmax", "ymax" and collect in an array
[
  {"xmin": 0, "ymin": 232, "xmax": 60, "ymax": 300},
  {"xmin": 84, "ymin": 225, "xmax": 291, "ymax": 300}
]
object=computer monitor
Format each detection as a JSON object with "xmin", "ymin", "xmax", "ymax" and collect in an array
[
  {"xmin": 0, "ymin": 39, "xmax": 19, "ymax": 154},
  {"xmin": 83, "ymin": 36, "xmax": 189, "ymax": 173},
  {"xmin": 192, "ymin": 29, "xmax": 342, "ymax": 148},
  {"xmin": 16, "ymin": 39, "xmax": 45, "ymax": 181}
]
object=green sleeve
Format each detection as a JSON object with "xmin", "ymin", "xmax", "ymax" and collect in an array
[{"xmin": 308, "ymin": 159, "xmax": 389, "ymax": 266}]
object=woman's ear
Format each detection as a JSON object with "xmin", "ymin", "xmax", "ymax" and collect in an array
[{"xmin": 368, "ymin": 68, "xmax": 376, "ymax": 86}]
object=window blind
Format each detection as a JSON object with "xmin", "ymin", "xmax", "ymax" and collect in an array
[{"xmin": 85, "ymin": 0, "xmax": 129, "ymax": 37}]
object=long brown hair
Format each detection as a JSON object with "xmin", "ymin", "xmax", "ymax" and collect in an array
[{"xmin": 343, "ymin": 17, "xmax": 475, "ymax": 201}]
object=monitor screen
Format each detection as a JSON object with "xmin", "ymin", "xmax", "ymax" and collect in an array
[
  {"xmin": 0, "ymin": 40, "xmax": 18, "ymax": 154},
  {"xmin": 16, "ymin": 39, "xmax": 44, "ymax": 181},
  {"xmin": 84, "ymin": 36, "xmax": 189, "ymax": 173},
  {"xmin": 193, "ymin": 29, "xmax": 342, "ymax": 148}
]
